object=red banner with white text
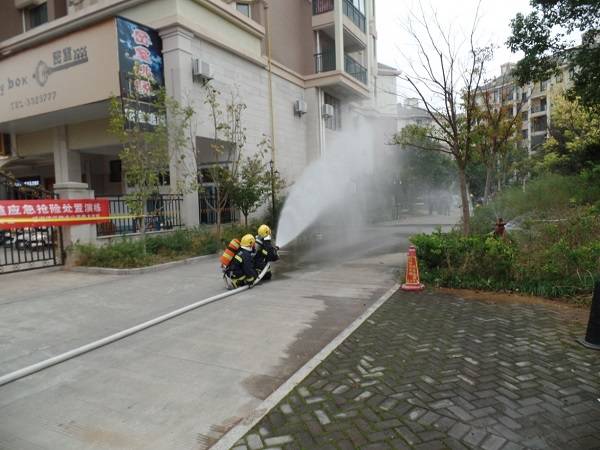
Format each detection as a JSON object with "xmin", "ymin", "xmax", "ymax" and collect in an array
[{"xmin": 0, "ymin": 199, "xmax": 110, "ymax": 229}]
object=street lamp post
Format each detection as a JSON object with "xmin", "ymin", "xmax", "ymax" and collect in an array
[{"xmin": 269, "ymin": 159, "xmax": 276, "ymax": 227}]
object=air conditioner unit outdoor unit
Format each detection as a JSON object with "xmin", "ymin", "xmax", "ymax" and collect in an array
[
  {"xmin": 322, "ymin": 103, "xmax": 334, "ymax": 119},
  {"xmin": 192, "ymin": 59, "xmax": 213, "ymax": 82},
  {"xmin": 294, "ymin": 100, "xmax": 308, "ymax": 116}
]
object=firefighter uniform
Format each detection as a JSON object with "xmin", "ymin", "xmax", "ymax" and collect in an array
[
  {"xmin": 227, "ymin": 234, "xmax": 257, "ymax": 288},
  {"xmin": 254, "ymin": 225, "xmax": 279, "ymax": 280}
]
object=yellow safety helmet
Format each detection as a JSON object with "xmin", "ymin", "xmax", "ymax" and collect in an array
[
  {"xmin": 258, "ymin": 224, "xmax": 271, "ymax": 238},
  {"xmin": 241, "ymin": 234, "xmax": 256, "ymax": 248}
]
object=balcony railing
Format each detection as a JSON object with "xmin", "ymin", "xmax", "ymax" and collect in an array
[
  {"xmin": 532, "ymin": 118, "xmax": 548, "ymax": 133},
  {"xmin": 313, "ymin": 0, "xmax": 334, "ymax": 15},
  {"xmin": 315, "ymin": 49, "xmax": 336, "ymax": 73},
  {"xmin": 531, "ymin": 134, "xmax": 546, "ymax": 149},
  {"xmin": 531, "ymin": 102, "xmax": 547, "ymax": 113},
  {"xmin": 343, "ymin": 0, "xmax": 366, "ymax": 32},
  {"xmin": 344, "ymin": 54, "xmax": 367, "ymax": 84},
  {"xmin": 96, "ymin": 194, "xmax": 183, "ymax": 237}
]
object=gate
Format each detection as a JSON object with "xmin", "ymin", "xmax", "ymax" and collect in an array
[{"xmin": 0, "ymin": 173, "xmax": 64, "ymax": 274}]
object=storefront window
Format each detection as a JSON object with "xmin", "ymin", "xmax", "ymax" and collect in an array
[{"xmin": 109, "ymin": 160, "xmax": 122, "ymax": 183}]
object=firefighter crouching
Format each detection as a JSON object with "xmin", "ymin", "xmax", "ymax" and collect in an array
[
  {"xmin": 224, "ymin": 234, "xmax": 258, "ymax": 289},
  {"xmin": 254, "ymin": 224, "xmax": 279, "ymax": 281}
]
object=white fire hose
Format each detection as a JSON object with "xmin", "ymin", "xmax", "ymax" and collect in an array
[{"xmin": 0, "ymin": 264, "xmax": 271, "ymax": 387}]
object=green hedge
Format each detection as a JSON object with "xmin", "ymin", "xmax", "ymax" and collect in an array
[
  {"xmin": 411, "ymin": 209, "xmax": 600, "ymax": 301},
  {"xmin": 74, "ymin": 222, "xmax": 264, "ymax": 269}
]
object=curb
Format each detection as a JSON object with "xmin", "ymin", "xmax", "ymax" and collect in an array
[
  {"xmin": 210, "ymin": 282, "xmax": 402, "ymax": 450},
  {"xmin": 68, "ymin": 254, "xmax": 216, "ymax": 275},
  {"xmin": 1, "ymin": 265, "xmax": 63, "ymax": 277}
]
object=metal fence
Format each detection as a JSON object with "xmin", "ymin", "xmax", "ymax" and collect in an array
[
  {"xmin": 199, "ymin": 188, "xmax": 239, "ymax": 225},
  {"xmin": 344, "ymin": 54, "xmax": 368, "ymax": 84},
  {"xmin": 315, "ymin": 49, "xmax": 336, "ymax": 73},
  {"xmin": 0, "ymin": 173, "xmax": 64, "ymax": 274},
  {"xmin": 342, "ymin": 0, "xmax": 366, "ymax": 32},
  {"xmin": 96, "ymin": 194, "xmax": 183, "ymax": 237}
]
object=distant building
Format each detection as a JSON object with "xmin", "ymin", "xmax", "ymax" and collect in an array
[
  {"xmin": 480, "ymin": 62, "xmax": 572, "ymax": 154},
  {"xmin": 396, "ymin": 97, "xmax": 434, "ymax": 131}
]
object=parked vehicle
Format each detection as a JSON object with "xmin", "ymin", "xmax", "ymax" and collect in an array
[
  {"xmin": 0, "ymin": 230, "xmax": 15, "ymax": 247},
  {"xmin": 14, "ymin": 227, "xmax": 51, "ymax": 250}
]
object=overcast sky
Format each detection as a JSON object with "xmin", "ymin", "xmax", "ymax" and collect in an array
[{"xmin": 375, "ymin": 0, "xmax": 533, "ymax": 100}]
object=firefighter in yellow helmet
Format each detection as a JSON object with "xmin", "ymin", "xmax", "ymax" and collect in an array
[
  {"xmin": 227, "ymin": 234, "xmax": 258, "ymax": 288},
  {"xmin": 254, "ymin": 224, "xmax": 279, "ymax": 281}
]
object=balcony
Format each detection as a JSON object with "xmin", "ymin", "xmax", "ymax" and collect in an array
[
  {"xmin": 314, "ymin": 49, "xmax": 336, "ymax": 73},
  {"xmin": 344, "ymin": 54, "xmax": 367, "ymax": 84},
  {"xmin": 531, "ymin": 134, "xmax": 546, "ymax": 150},
  {"xmin": 313, "ymin": 0, "xmax": 334, "ymax": 15},
  {"xmin": 532, "ymin": 116, "xmax": 547, "ymax": 133},
  {"xmin": 343, "ymin": 0, "xmax": 366, "ymax": 32},
  {"xmin": 315, "ymin": 50, "xmax": 367, "ymax": 86},
  {"xmin": 531, "ymin": 101, "xmax": 547, "ymax": 114},
  {"xmin": 309, "ymin": 48, "xmax": 369, "ymax": 99}
]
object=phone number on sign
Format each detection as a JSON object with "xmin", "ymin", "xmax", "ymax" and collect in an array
[{"xmin": 10, "ymin": 91, "xmax": 57, "ymax": 111}]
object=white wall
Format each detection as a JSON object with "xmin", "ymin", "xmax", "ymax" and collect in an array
[{"xmin": 188, "ymin": 37, "xmax": 310, "ymax": 184}]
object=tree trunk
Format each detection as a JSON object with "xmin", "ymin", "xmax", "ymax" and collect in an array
[
  {"xmin": 458, "ymin": 166, "xmax": 470, "ymax": 235},
  {"xmin": 244, "ymin": 212, "xmax": 248, "ymax": 227},
  {"xmin": 483, "ymin": 161, "xmax": 493, "ymax": 205}
]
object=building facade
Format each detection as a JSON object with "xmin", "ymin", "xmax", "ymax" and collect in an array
[
  {"xmin": 0, "ymin": 0, "xmax": 381, "ymax": 242},
  {"xmin": 481, "ymin": 62, "xmax": 572, "ymax": 154}
]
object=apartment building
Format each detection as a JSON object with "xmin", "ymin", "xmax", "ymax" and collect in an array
[
  {"xmin": 0, "ymin": 0, "xmax": 381, "ymax": 235},
  {"xmin": 481, "ymin": 62, "xmax": 571, "ymax": 154}
]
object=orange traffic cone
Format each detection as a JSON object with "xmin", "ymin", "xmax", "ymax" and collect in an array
[{"xmin": 401, "ymin": 245, "xmax": 425, "ymax": 291}]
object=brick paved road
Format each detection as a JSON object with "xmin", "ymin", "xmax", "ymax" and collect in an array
[{"xmin": 233, "ymin": 291, "xmax": 600, "ymax": 450}]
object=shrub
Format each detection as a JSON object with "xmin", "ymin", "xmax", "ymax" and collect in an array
[
  {"xmin": 411, "ymin": 232, "xmax": 516, "ymax": 290},
  {"xmin": 412, "ymin": 208, "xmax": 600, "ymax": 300},
  {"xmin": 75, "ymin": 240, "xmax": 154, "ymax": 268}
]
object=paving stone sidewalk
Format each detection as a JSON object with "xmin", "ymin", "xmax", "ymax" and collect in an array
[{"xmin": 232, "ymin": 290, "xmax": 600, "ymax": 450}]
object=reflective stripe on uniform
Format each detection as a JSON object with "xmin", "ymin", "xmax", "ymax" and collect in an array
[{"xmin": 234, "ymin": 254, "xmax": 243, "ymax": 263}]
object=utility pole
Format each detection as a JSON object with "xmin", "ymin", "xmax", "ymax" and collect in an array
[{"xmin": 264, "ymin": 0, "xmax": 277, "ymax": 228}]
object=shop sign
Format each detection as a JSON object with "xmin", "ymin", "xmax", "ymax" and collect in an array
[{"xmin": 0, "ymin": 20, "xmax": 120, "ymax": 124}]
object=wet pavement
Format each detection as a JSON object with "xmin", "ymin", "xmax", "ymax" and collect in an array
[{"xmin": 0, "ymin": 224, "xmax": 423, "ymax": 450}]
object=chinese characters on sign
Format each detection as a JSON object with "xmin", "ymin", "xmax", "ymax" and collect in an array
[
  {"xmin": 0, "ymin": 199, "xmax": 109, "ymax": 229},
  {"xmin": 117, "ymin": 17, "xmax": 164, "ymax": 100},
  {"xmin": 116, "ymin": 17, "xmax": 164, "ymax": 130}
]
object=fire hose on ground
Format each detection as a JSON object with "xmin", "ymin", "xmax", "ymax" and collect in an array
[{"xmin": 0, "ymin": 263, "xmax": 271, "ymax": 387}]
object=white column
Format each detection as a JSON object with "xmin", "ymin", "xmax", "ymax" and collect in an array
[
  {"xmin": 334, "ymin": 0, "xmax": 344, "ymax": 73},
  {"xmin": 53, "ymin": 183, "xmax": 97, "ymax": 248},
  {"xmin": 52, "ymin": 126, "xmax": 82, "ymax": 184},
  {"xmin": 51, "ymin": 126, "xmax": 96, "ymax": 247},
  {"xmin": 160, "ymin": 26, "xmax": 200, "ymax": 228}
]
